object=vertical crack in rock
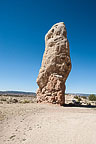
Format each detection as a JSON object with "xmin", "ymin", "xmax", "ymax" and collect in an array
[{"xmin": 36, "ymin": 22, "xmax": 71, "ymax": 105}]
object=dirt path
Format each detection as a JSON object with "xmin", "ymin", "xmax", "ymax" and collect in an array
[{"xmin": 0, "ymin": 103, "xmax": 96, "ymax": 144}]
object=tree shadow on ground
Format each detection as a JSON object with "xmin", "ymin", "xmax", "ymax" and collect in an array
[{"xmin": 63, "ymin": 103, "xmax": 96, "ymax": 108}]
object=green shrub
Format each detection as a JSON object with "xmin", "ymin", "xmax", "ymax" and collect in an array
[
  {"xmin": 1, "ymin": 97, "xmax": 6, "ymax": 101},
  {"xmin": 88, "ymin": 94, "xmax": 96, "ymax": 101},
  {"xmin": 78, "ymin": 97, "xmax": 81, "ymax": 102},
  {"xmin": 87, "ymin": 102, "xmax": 91, "ymax": 106},
  {"xmin": 74, "ymin": 95, "xmax": 78, "ymax": 99},
  {"xmin": 74, "ymin": 96, "xmax": 81, "ymax": 102},
  {"xmin": 22, "ymin": 100, "xmax": 30, "ymax": 104},
  {"xmin": 81, "ymin": 96, "xmax": 87, "ymax": 99}
]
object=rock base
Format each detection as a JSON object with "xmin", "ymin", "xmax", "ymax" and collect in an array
[{"xmin": 37, "ymin": 73, "xmax": 65, "ymax": 105}]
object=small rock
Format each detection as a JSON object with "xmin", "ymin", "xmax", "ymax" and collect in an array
[{"xmin": 10, "ymin": 135, "xmax": 16, "ymax": 139}]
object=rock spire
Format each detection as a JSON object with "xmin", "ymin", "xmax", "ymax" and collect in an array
[{"xmin": 36, "ymin": 22, "xmax": 71, "ymax": 105}]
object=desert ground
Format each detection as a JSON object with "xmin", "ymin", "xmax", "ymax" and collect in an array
[{"xmin": 0, "ymin": 103, "xmax": 96, "ymax": 144}]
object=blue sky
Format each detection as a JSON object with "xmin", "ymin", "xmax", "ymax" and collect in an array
[{"xmin": 0, "ymin": 0, "xmax": 96, "ymax": 94}]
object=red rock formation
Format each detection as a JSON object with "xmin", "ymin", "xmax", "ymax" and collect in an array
[{"xmin": 36, "ymin": 22, "xmax": 71, "ymax": 105}]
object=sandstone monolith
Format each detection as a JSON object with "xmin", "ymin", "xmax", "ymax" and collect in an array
[{"xmin": 36, "ymin": 22, "xmax": 71, "ymax": 105}]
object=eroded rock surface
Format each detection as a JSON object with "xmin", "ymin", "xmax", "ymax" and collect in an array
[{"xmin": 36, "ymin": 22, "xmax": 71, "ymax": 105}]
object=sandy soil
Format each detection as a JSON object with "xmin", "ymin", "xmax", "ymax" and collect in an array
[{"xmin": 0, "ymin": 103, "xmax": 96, "ymax": 144}]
